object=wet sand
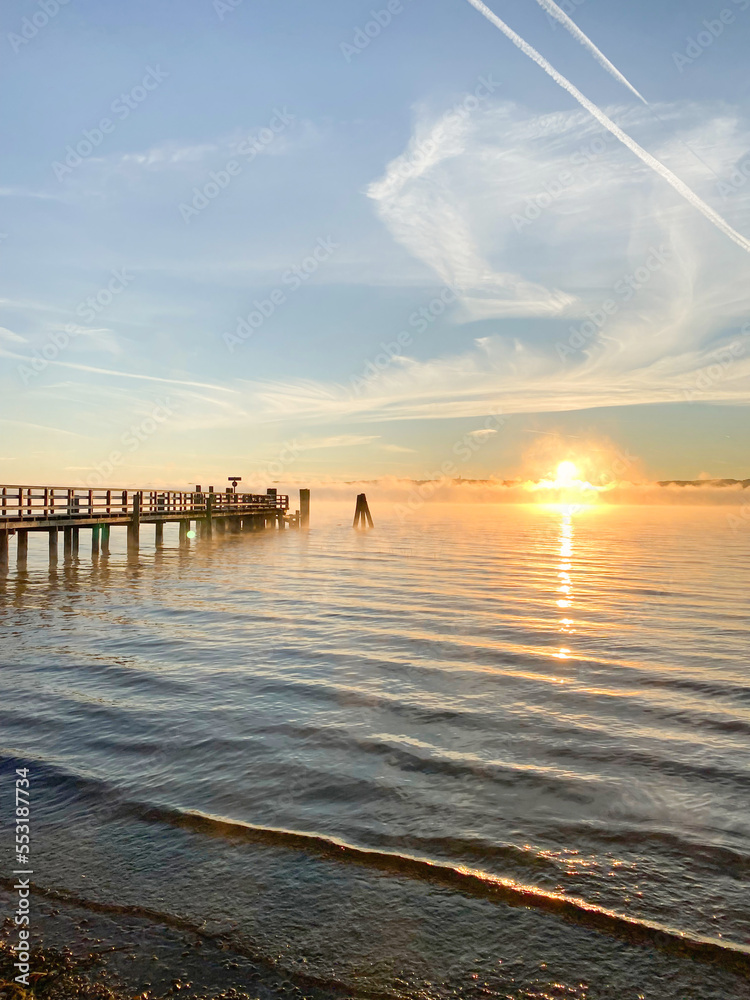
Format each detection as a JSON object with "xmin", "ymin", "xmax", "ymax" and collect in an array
[{"xmin": 0, "ymin": 887, "xmax": 349, "ymax": 1000}]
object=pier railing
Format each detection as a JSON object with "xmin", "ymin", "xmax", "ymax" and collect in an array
[{"xmin": 0, "ymin": 485, "xmax": 289, "ymax": 524}]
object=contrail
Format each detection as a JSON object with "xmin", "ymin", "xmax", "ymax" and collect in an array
[
  {"xmin": 532, "ymin": 0, "xmax": 646, "ymax": 103},
  {"xmin": 463, "ymin": 0, "xmax": 750, "ymax": 254},
  {"xmin": 532, "ymin": 0, "xmax": 723, "ymax": 181}
]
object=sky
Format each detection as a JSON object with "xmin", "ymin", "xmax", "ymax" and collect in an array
[{"xmin": 1, "ymin": 0, "xmax": 750, "ymax": 489}]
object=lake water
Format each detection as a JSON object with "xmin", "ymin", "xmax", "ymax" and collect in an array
[{"xmin": 1, "ymin": 501, "xmax": 749, "ymax": 999}]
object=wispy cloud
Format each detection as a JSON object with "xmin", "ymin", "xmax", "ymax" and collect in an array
[
  {"xmin": 0, "ymin": 326, "xmax": 27, "ymax": 344},
  {"xmin": 49, "ymin": 360, "xmax": 237, "ymax": 392},
  {"xmin": 3, "ymin": 350, "xmax": 237, "ymax": 392},
  {"xmin": 238, "ymin": 100, "xmax": 750, "ymax": 425},
  {"xmin": 114, "ymin": 140, "xmax": 221, "ymax": 170},
  {"xmin": 367, "ymin": 109, "xmax": 576, "ymax": 318},
  {"xmin": 238, "ymin": 331, "xmax": 750, "ymax": 424},
  {"xmin": 0, "ymin": 419, "xmax": 85, "ymax": 437},
  {"xmin": 61, "ymin": 326, "xmax": 123, "ymax": 356},
  {"xmin": 54, "ymin": 120, "xmax": 320, "ymax": 196},
  {"xmin": 0, "ymin": 186, "xmax": 65, "ymax": 201},
  {"xmin": 0, "ymin": 297, "xmax": 68, "ymax": 313},
  {"xmin": 303, "ymin": 434, "xmax": 381, "ymax": 449}
]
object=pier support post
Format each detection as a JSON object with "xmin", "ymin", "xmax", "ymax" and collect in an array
[
  {"xmin": 179, "ymin": 520, "xmax": 189, "ymax": 545},
  {"xmin": 63, "ymin": 527, "xmax": 73, "ymax": 559},
  {"xmin": 17, "ymin": 529, "xmax": 28, "ymax": 565},
  {"xmin": 127, "ymin": 524, "xmax": 140, "ymax": 552},
  {"xmin": 155, "ymin": 522, "xmax": 164, "ymax": 546},
  {"xmin": 71, "ymin": 527, "xmax": 80, "ymax": 557},
  {"xmin": 49, "ymin": 528, "xmax": 58, "ymax": 564},
  {"xmin": 0, "ymin": 530, "xmax": 8, "ymax": 569},
  {"xmin": 101, "ymin": 524, "xmax": 110, "ymax": 556},
  {"xmin": 205, "ymin": 493, "xmax": 213, "ymax": 539},
  {"xmin": 299, "ymin": 489, "xmax": 310, "ymax": 529},
  {"xmin": 92, "ymin": 525, "xmax": 100, "ymax": 556},
  {"xmin": 127, "ymin": 493, "xmax": 141, "ymax": 554}
]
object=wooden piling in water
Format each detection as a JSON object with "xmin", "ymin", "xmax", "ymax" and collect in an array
[
  {"xmin": 17, "ymin": 529, "xmax": 28, "ymax": 564},
  {"xmin": 91, "ymin": 525, "xmax": 100, "ymax": 556},
  {"xmin": 49, "ymin": 528, "xmax": 58, "ymax": 563},
  {"xmin": 179, "ymin": 520, "xmax": 189, "ymax": 544},
  {"xmin": 101, "ymin": 524, "xmax": 110, "ymax": 556},
  {"xmin": 127, "ymin": 493, "xmax": 140, "ymax": 553},
  {"xmin": 155, "ymin": 522, "xmax": 164, "ymax": 546},
  {"xmin": 353, "ymin": 493, "xmax": 374, "ymax": 529},
  {"xmin": 0, "ymin": 531, "xmax": 7, "ymax": 568},
  {"xmin": 299, "ymin": 488, "xmax": 310, "ymax": 528},
  {"xmin": 205, "ymin": 492, "xmax": 213, "ymax": 538}
]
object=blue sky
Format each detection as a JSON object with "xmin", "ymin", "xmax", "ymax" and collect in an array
[{"xmin": 2, "ymin": 0, "xmax": 749, "ymax": 488}]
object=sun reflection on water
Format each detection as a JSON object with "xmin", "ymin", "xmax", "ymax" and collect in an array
[{"xmin": 555, "ymin": 506, "xmax": 577, "ymax": 660}]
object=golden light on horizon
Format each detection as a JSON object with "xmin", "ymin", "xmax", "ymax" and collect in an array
[
  {"xmin": 520, "ymin": 430, "xmax": 636, "ymax": 502},
  {"xmin": 526, "ymin": 457, "xmax": 610, "ymax": 499}
]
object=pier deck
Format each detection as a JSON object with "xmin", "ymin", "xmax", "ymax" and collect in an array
[{"xmin": 0, "ymin": 484, "xmax": 303, "ymax": 565}]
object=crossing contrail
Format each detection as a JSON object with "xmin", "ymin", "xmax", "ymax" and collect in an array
[
  {"xmin": 534, "ymin": 0, "xmax": 721, "ymax": 180},
  {"xmin": 532, "ymin": 0, "xmax": 646, "ymax": 103},
  {"xmin": 463, "ymin": 0, "xmax": 750, "ymax": 254}
]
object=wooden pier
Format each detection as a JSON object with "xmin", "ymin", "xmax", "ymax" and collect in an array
[{"xmin": 0, "ymin": 484, "xmax": 306, "ymax": 566}]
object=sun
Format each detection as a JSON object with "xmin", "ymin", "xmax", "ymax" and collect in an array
[
  {"xmin": 526, "ymin": 456, "xmax": 611, "ymax": 499},
  {"xmin": 555, "ymin": 461, "xmax": 579, "ymax": 487},
  {"xmin": 526, "ymin": 460, "xmax": 610, "ymax": 497}
]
